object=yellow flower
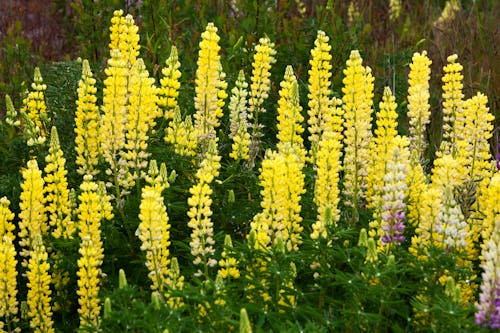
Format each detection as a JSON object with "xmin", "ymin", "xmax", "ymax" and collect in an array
[
  {"xmin": 230, "ymin": 126, "xmax": 251, "ymax": 161},
  {"xmin": 18, "ymin": 160, "xmax": 46, "ymax": 267},
  {"xmin": 248, "ymin": 36, "xmax": 277, "ymax": 123},
  {"xmin": 475, "ymin": 174, "xmax": 500, "ymax": 327},
  {"xmin": 187, "ymin": 139, "xmax": 221, "ymax": 276},
  {"xmin": 137, "ymin": 161, "xmax": 171, "ymax": 293},
  {"xmin": 439, "ymin": 54, "xmax": 464, "ymax": 157},
  {"xmin": 342, "ymin": 50, "xmax": 374, "ymax": 220},
  {"xmin": 100, "ymin": 48, "xmax": 130, "ymax": 204},
  {"xmin": 411, "ymin": 155, "xmax": 471, "ymax": 257},
  {"xmin": 276, "ymin": 66, "xmax": 306, "ymax": 163},
  {"xmin": 453, "ymin": 93, "xmax": 494, "ymax": 256},
  {"xmin": 250, "ymin": 147, "xmax": 305, "ymax": 252},
  {"xmin": 76, "ymin": 176, "xmax": 113, "ymax": 329},
  {"xmin": 20, "ymin": 67, "xmax": 49, "ymax": 146},
  {"xmin": 311, "ymin": 99, "xmax": 343, "ymax": 239},
  {"xmin": 441, "ymin": 187, "xmax": 469, "ymax": 252},
  {"xmin": 45, "ymin": 127, "xmax": 75, "ymax": 239},
  {"xmin": 248, "ymin": 36, "xmax": 277, "ymax": 165},
  {"xmin": 109, "ymin": 10, "xmax": 140, "ymax": 67},
  {"xmin": 406, "ymin": 163, "xmax": 428, "ymax": 228},
  {"xmin": 409, "ymin": 187, "xmax": 443, "ymax": 259},
  {"xmin": 459, "ymin": 93, "xmax": 494, "ymax": 181},
  {"xmin": 109, "ymin": 10, "xmax": 125, "ymax": 52},
  {"xmin": 165, "ymin": 257, "xmax": 184, "ymax": 309},
  {"xmin": 432, "ymin": 155, "xmax": 472, "ymax": 255},
  {"xmin": 366, "ymin": 87, "xmax": 399, "ymax": 211},
  {"xmin": 165, "ymin": 107, "xmax": 197, "ymax": 157},
  {"xmin": 370, "ymin": 137, "xmax": 409, "ymax": 251},
  {"xmin": 307, "ymin": 30, "xmax": 336, "ymax": 162},
  {"xmin": 194, "ymin": 23, "xmax": 227, "ymax": 145},
  {"xmin": 122, "ymin": 58, "xmax": 159, "ymax": 185},
  {"xmin": 407, "ymin": 51, "xmax": 432, "ymax": 162},
  {"xmin": 228, "ymin": 70, "xmax": 250, "ymax": 161},
  {"xmin": 431, "ymin": 154, "xmax": 466, "ymax": 190},
  {"xmin": 0, "ymin": 236, "xmax": 18, "ymax": 330},
  {"xmin": 0, "ymin": 197, "xmax": 15, "ymax": 241},
  {"xmin": 158, "ymin": 46, "xmax": 182, "ymax": 121},
  {"xmin": 26, "ymin": 238, "xmax": 53, "ymax": 333},
  {"xmin": 479, "ymin": 173, "xmax": 500, "ymax": 251},
  {"xmin": 218, "ymin": 235, "xmax": 240, "ymax": 279},
  {"xmin": 75, "ymin": 59, "xmax": 101, "ymax": 176}
]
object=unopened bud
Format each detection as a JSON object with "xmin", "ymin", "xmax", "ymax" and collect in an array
[
  {"xmin": 228, "ymin": 189, "xmax": 235, "ymax": 203},
  {"xmin": 358, "ymin": 228, "xmax": 368, "ymax": 247},
  {"xmin": 103, "ymin": 297, "xmax": 112, "ymax": 319},
  {"xmin": 119, "ymin": 268, "xmax": 127, "ymax": 289},
  {"xmin": 151, "ymin": 291, "xmax": 161, "ymax": 310},
  {"xmin": 240, "ymin": 308, "xmax": 252, "ymax": 333}
]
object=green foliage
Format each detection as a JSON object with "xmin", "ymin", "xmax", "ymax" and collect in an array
[{"xmin": 0, "ymin": 20, "xmax": 38, "ymax": 117}]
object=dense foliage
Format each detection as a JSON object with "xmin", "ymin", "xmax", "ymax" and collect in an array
[{"xmin": 0, "ymin": 1, "xmax": 499, "ymax": 332}]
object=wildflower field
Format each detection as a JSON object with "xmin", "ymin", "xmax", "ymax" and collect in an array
[{"xmin": 0, "ymin": 1, "xmax": 499, "ymax": 332}]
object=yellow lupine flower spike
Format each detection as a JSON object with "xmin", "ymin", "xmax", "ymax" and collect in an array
[
  {"xmin": 366, "ymin": 87, "xmax": 399, "ymax": 212},
  {"xmin": 307, "ymin": 30, "xmax": 334, "ymax": 162},
  {"xmin": 218, "ymin": 235, "xmax": 240, "ymax": 280},
  {"xmin": 478, "ymin": 173, "xmax": 500, "ymax": 250},
  {"xmin": 460, "ymin": 93, "xmax": 494, "ymax": 181},
  {"xmin": 20, "ymin": 67, "xmax": 49, "ymax": 146},
  {"xmin": 166, "ymin": 257, "xmax": 185, "ymax": 309},
  {"xmin": 475, "ymin": 173, "xmax": 500, "ymax": 327},
  {"xmin": 409, "ymin": 187, "xmax": 443, "ymax": 259},
  {"xmin": 137, "ymin": 161, "xmax": 171, "ymax": 293},
  {"xmin": 109, "ymin": 10, "xmax": 140, "ymax": 68},
  {"xmin": 45, "ymin": 127, "xmax": 75, "ymax": 239},
  {"xmin": 18, "ymin": 160, "xmax": 46, "ymax": 267},
  {"xmin": 75, "ymin": 59, "xmax": 101, "ymax": 176},
  {"xmin": 187, "ymin": 139, "xmax": 221, "ymax": 276},
  {"xmin": 100, "ymin": 48, "xmax": 130, "ymax": 204},
  {"xmin": 165, "ymin": 107, "xmax": 197, "ymax": 157},
  {"xmin": 228, "ymin": 70, "xmax": 250, "ymax": 161},
  {"xmin": 276, "ymin": 66, "xmax": 306, "ymax": 163},
  {"xmin": 0, "ymin": 197, "xmax": 15, "ymax": 241},
  {"xmin": 0, "ymin": 235, "xmax": 18, "ymax": 330},
  {"xmin": 456, "ymin": 93, "xmax": 494, "ymax": 252},
  {"xmin": 248, "ymin": 36, "xmax": 277, "ymax": 163},
  {"xmin": 158, "ymin": 46, "xmax": 182, "ymax": 121},
  {"xmin": 250, "ymin": 147, "xmax": 305, "ymax": 252},
  {"xmin": 342, "ymin": 50, "xmax": 374, "ymax": 221},
  {"xmin": 406, "ymin": 163, "xmax": 428, "ymax": 228},
  {"xmin": 123, "ymin": 58, "xmax": 159, "ymax": 185},
  {"xmin": 407, "ymin": 51, "xmax": 432, "ymax": 162},
  {"xmin": 194, "ymin": 23, "xmax": 227, "ymax": 146},
  {"xmin": 311, "ymin": 98, "xmax": 343, "ymax": 239},
  {"xmin": 439, "ymin": 54, "xmax": 464, "ymax": 157},
  {"xmin": 26, "ymin": 238, "xmax": 53, "ymax": 333},
  {"xmin": 76, "ymin": 176, "xmax": 113, "ymax": 329}
]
